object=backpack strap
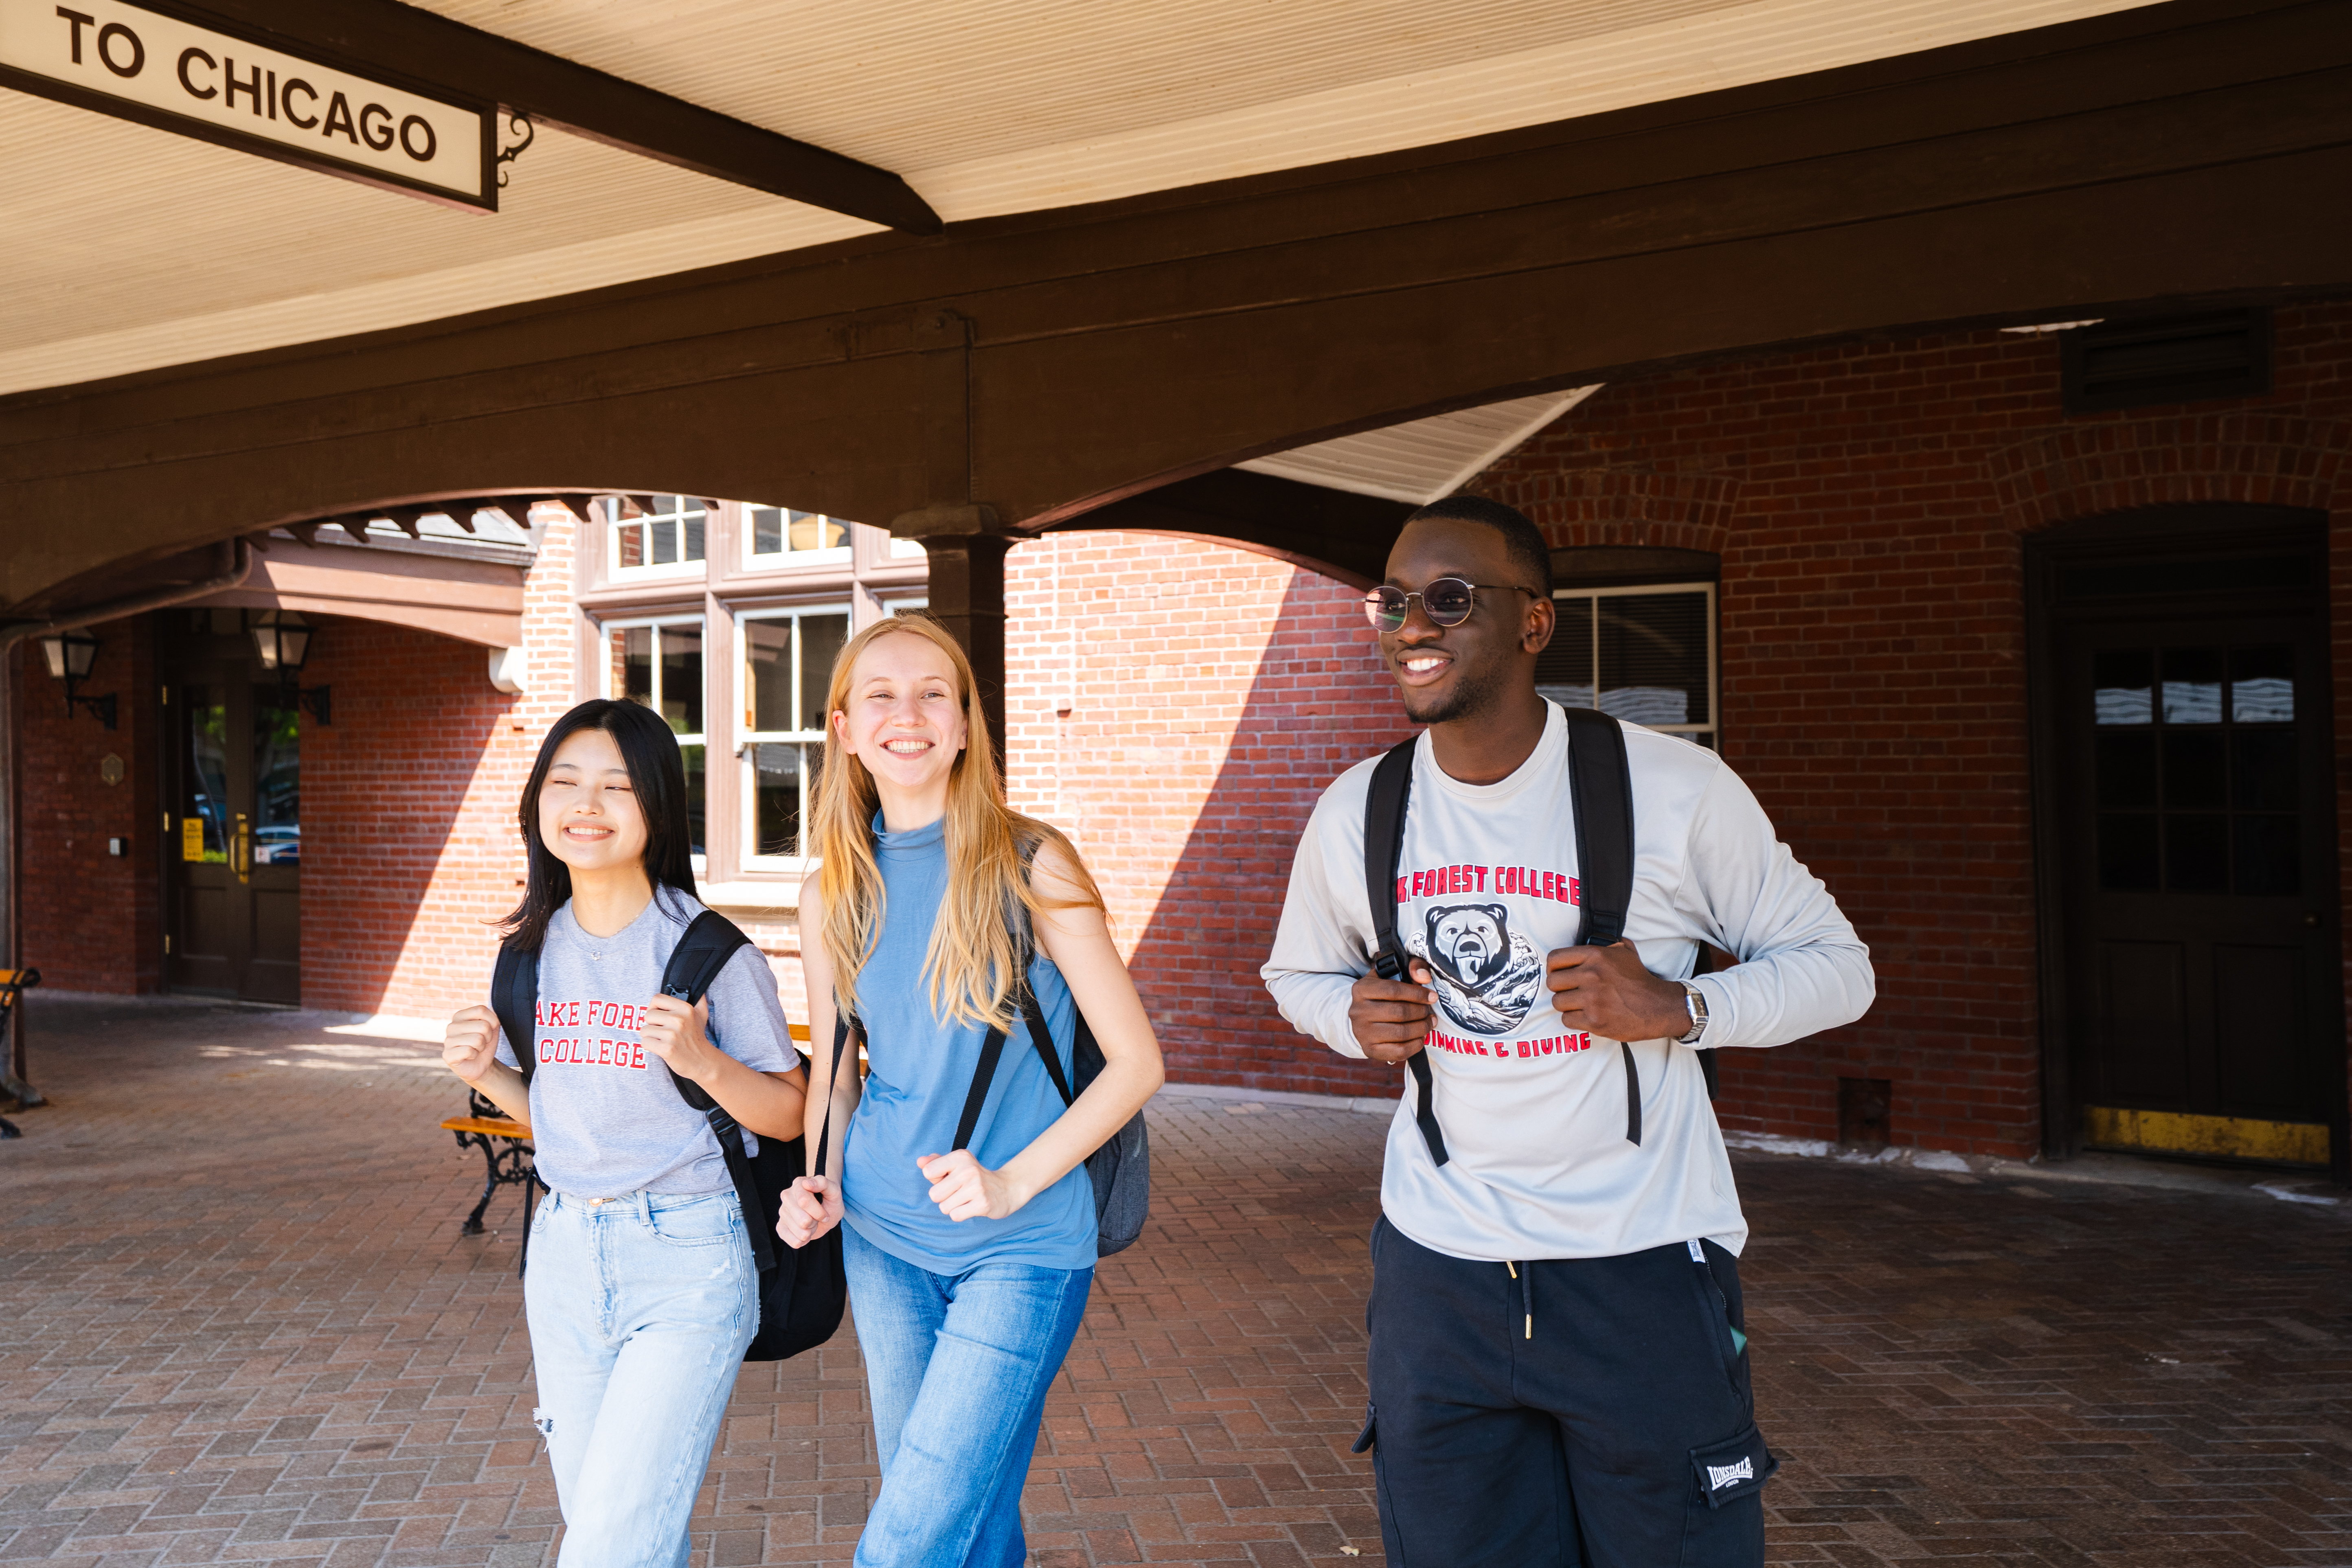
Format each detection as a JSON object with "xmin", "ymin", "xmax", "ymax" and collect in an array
[
  {"xmin": 1362, "ymin": 735, "xmax": 1450, "ymax": 1167},
  {"xmin": 657, "ymin": 910, "xmax": 777, "ymax": 1272},
  {"xmin": 491, "ymin": 942, "xmax": 541, "ymax": 1086},
  {"xmin": 953, "ymin": 1021, "xmax": 1013, "ymax": 1150},
  {"xmin": 1561, "ymin": 708, "xmax": 1644, "ymax": 1146},
  {"xmin": 814, "ymin": 1009, "xmax": 856, "ymax": 1180}
]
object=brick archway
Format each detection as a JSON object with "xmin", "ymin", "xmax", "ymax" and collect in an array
[
  {"xmin": 1483, "ymin": 469, "xmax": 1740, "ymax": 555},
  {"xmin": 1989, "ymin": 415, "xmax": 2352, "ymax": 534}
]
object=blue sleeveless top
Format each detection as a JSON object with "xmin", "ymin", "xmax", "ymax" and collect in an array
[{"xmin": 839, "ymin": 814, "xmax": 1097, "ymax": 1274}]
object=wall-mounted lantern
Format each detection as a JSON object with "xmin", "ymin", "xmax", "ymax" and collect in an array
[
  {"xmin": 38, "ymin": 629, "xmax": 117, "ymax": 730},
  {"xmin": 249, "ymin": 611, "xmax": 332, "ymax": 725}
]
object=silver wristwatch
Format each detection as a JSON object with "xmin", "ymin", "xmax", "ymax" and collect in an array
[{"xmin": 1676, "ymin": 980, "xmax": 1709, "ymax": 1045}]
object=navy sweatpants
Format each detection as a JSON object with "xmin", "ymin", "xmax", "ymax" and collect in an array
[{"xmin": 1357, "ymin": 1217, "xmax": 1777, "ymax": 1567}]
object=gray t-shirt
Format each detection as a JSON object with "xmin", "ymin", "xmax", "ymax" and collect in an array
[{"xmin": 494, "ymin": 887, "xmax": 800, "ymax": 1196}]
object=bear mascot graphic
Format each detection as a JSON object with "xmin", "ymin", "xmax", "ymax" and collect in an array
[{"xmin": 1407, "ymin": 901, "xmax": 1546, "ymax": 1036}]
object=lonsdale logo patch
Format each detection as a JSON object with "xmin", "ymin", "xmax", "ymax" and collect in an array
[{"xmin": 1707, "ymin": 1457, "xmax": 1754, "ymax": 1491}]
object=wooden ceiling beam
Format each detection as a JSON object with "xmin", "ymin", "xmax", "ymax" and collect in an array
[{"xmin": 186, "ymin": 0, "xmax": 941, "ymax": 232}]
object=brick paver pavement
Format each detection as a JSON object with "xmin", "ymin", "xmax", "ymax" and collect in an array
[{"xmin": 4, "ymin": 993, "xmax": 2350, "ymax": 1566}]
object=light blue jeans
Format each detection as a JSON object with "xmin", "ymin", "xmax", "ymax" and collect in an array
[
  {"xmin": 524, "ymin": 1188, "xmax": 757, "ymax": 1568},
  {"xmin": 843, "ymin": 1223, "xmax": 1094, "ymax": 1568}
]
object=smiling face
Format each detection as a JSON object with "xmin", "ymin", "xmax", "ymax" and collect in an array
[
  {"xmin": 833, "ymin": 628, "xmax": 970, "ymax": 807},
  {"xmin": 1381, "ymin": 516, "xmax": 1553, "ymax": 726},
  {"xmin": 535, "ymin": 725, "xmax": 649, "ymax": 875}
]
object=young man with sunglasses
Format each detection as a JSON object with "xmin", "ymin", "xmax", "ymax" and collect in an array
[{"xmin": 1262, "ymin": 496, "xmax": 1874, "ymax": 1567}]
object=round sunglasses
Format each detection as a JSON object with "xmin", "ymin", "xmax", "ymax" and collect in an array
[{"xmin": 1362, "ymin": 577, "xmax": 1540, "ymax": 632}]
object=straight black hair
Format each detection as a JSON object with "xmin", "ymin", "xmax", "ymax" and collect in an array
[{"xmin": 501, "ymin": 698, "xmax": 698, "ymax": 952}]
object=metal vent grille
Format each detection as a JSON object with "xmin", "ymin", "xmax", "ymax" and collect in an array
[{"xmin": 2060, "ymin": 310, "xmax": 2271, "ymax": 415}]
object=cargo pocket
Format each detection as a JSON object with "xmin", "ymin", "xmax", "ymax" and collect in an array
[
  {"xmin": 1689, "ymin": 1423, "xmax": 1777, "ymax": 1509},
  {"xmin": 1350, "ymin": 1403, "xmax": 1376, "ymax": 1455}
]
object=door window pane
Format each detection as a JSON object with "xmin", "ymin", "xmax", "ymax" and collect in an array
[
  {"xmin": 2230, "ymin": 645, "xmax": 2293, "ymax": 723},
  {"xmin": 252, "ymin": 690, "xmax": 301, "ymax": 866},
  {"xmin": 2159, "ymin": 647, "xmax": 2223, "ymax": 725},
  {"xmin": 2097, "ymin": 814, "xmax": 2159, "ymax": 891},
  {"xmin": 2164, "ymin": 816, "xmax": 2228, "ymax": 893},
  {"xmin": 2092, "ymin": 649, "xmax": 2153, "ymax": 724},
  {"xmin": 2231, "ymin": 730, "xmax": 2297, "ymax": 812},
  {"xmin": 2232, "ymin": 816, "xmax": 2299, "ymax": 896},
  {"xmin": 2161, "ymin": 732, "xmax": 2225, "ymax": 811},
  {"xmin": 184, "ymin": 685, "xmax": 229, "ymax": 862},
  {"xmin": 2093, "ymin": 643, "xmax": 2303, "ymax": 897},
  {"xmin": 2093, "ymin": 732, "xmax": 2157, "ymax": 809}
]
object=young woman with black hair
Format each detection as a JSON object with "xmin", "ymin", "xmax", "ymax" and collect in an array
[
  {"xmin": 441, "ymin": 698, "xmax": 806, "ymax": 1567},
  {"xmin": 773, "ymin": 615, "xmax": 1165, "ymax": 1568}
]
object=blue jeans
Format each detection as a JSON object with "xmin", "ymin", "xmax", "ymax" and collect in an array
[
  {"xmin": 843, "ymin": 1222, "xmax": 1094, "ymax": 1568},
  {"xmin": 524, "ymin": 1188, "xmax": 757, "ymax": 1568}
]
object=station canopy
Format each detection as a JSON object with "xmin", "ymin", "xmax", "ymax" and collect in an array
[{"xmin": 2, "ymin": 0, "xmax": 2163, "ymax": 399}]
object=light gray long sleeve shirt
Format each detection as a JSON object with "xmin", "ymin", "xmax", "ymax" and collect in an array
[{"xmin": 1261, "ymin": 703, "xmax": 1874, "ymax": 1261}]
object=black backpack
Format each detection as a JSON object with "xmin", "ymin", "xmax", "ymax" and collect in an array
[
  {"xmin": 1361, "ymin": 708, "xmax": 1718, "ymax": 1166},
  {"xmin": 840, "ymin": 939, "xmax": 1150, "ymax": 1258},
  {"xmin": 491, "ymin": 908, "xmax": 847, "ymax": 1362}
]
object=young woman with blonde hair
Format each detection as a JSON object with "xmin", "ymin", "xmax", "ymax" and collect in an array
[{"xmin": 774, "ymin": 614, "xmax": 1164, "ymax": 1568}]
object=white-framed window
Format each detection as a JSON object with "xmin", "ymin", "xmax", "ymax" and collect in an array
[
  {"xmin": 889, "ymin": 533, "xmax": 928, "ymax": 559},
  {"xmin": 605, "ymin": 496, "xmax": 708, "ymax": 579},
  {"xmin": 604, "ymin": 616, "xmax": 708, "ymax": 858},
  {"xmin": 745, "ymin": 506, "xmax": 851, "ymax": 567},
  {"xmin": 739, "ymin": 607, "xmax": 850, "ymax": 866},
  {"xmin": 1537, "ymin": 582, "xmax": 1719, "ymax": 748},
  {"xmin": 887, "ymin": 598, "xmax": 930, "ymax": 618}
]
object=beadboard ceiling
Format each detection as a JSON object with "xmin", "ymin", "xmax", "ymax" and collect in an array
[{"xmin": 0, "ymin": 0, "xmax": 2159, "ymax": 397}]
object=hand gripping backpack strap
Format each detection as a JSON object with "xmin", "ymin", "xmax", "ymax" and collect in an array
[
  {"xmin": 1562, "ymin": 708, "xmax": 1643, "ymax": 1146},
  {"xmin": 656, "ymin": 911, "xmax": 775, "ymax": 1271},
  {"xmin": 1362, "ymin": 735, "xmax": 1449, "ymax": 1167}
]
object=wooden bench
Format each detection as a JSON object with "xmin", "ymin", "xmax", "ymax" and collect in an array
[
  {"xmin": 440, "ymin": 1021, "xmax": 819, "ymax": 1249},
  {"xmin": 0, "ymin": 966, "xmax": 42, "ymax": 1140}
]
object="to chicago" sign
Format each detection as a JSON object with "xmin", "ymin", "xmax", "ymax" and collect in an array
[{"xmin": 0, "ymin": 0, "xmax": 496, "ymax": 208}]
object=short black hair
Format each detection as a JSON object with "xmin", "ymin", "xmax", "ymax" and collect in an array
[{"xmin": 1404, "ymin": 494, "xmax": 1553, "ymax": 599}]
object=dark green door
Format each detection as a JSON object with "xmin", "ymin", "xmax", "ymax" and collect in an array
[{"xmin": 2033, "ymin": 511, "xmax": 2343, "ymax": 1172}]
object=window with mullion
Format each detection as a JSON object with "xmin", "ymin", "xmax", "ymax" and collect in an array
[
  {"xmin": 606, "ymin": 496, "xmax": 709, "ymax": 578},
  {"xmin": 741, "ymin": 608, "xmax": 849, "ymax": 865},
  {"xmin": 1534, "ymin": 582, "xmax": 1718, "ymax": 748},
  {"xmin": 606, "ymin": 617, "xmax": 706, "ymax": 859}
]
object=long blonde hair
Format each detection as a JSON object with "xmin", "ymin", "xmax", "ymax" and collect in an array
[{"xmin": 812, "ymin": 614, "xmax": 1104, "ymax": 1031}]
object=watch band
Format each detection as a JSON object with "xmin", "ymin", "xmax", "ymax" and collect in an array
[{"xmin": 1677, "ymin": 980, "xmax": 1709, "ymax": 1045}]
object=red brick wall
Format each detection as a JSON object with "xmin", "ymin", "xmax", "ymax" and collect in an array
[
  {"xmin": 1474, "ymin": 300, "xmax": 2352, "ymax": 1157},
  {"xmin": 301, "ymin": 511, "xmax": 581, "ymax": 1018},
  {"xmin": 1003, "ymin": 533, "xmax": 1415, "ymax": 1097},
  {"xmin": 18, "ymin": 616, "xmax": 160, "ymax": 993}
]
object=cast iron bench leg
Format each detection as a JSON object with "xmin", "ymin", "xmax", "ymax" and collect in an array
[{"xmin": 462, "ymin": 1134, "xmax": 499, "ymax": 1236}]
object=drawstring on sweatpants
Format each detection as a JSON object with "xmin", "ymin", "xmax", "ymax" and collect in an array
[{"xmin": 1508, "ymin": 1261, "xmax": 1530, "ymax": 1339}]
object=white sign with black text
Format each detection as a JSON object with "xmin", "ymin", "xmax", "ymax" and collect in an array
[{"xmin": 0, "ymin": 0, "xmax": 494, "ymax": 208}]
